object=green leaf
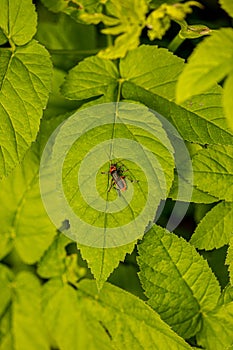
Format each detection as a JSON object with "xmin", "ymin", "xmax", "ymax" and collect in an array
[
  {"xmin": 42, "ymin": 278, "xmax": 115, "ymax": 350},
  {"xmin": 226, "ymin": 236, "xmax": 233, "ymax": 285},
  {"xmin": 219, "ymin": 0, "xmax": 233, "ymax": 17},
  {"xmin": 219, "ymin": 285, "xmax": 233, "ymax": 305},
  {"xmin": 38, "ymin": 232, "xmax": 87, "ymax": 284},
  {"xmin": 38, "ymin": 103, "xmax": 174, "ymax": 288},
  {"xmin": 0, "ymin": 271, "xmax": 49, "ymax": 350},
  {"xmin": 196, "ymin": 302, "xmax": 233, "ymax": 350},
  {"xmin": 192, "ymin": 145, "xmax": 233, "ymax": 201},
  {"xmin": 169, "ymin": 139, "xmax": 217, "ymax": 204},
  {"xmin": 0, "ymin": 264, "xmax": 13, "ymax": 318},
  {"xmin": 0, "ymin": 27, "xmax": 7, "ymax": 45},
  {"xmin": 0, "ymin": 40, "xmax": 52, "ymax": 178},
  {"xmin": 146, "ymin": 2, "xmax": 202, "ymax": 41},
  {"xmin": 12, "ymin": 272, "xmax": 49, "ymax": 350},
  {"xmin": 78, "ymin": 280, "xmax": 192, "ymax": 349},
  {"xmin": 80, "ymin": 0, "xmax": 148, "ymax": 59},
  {"xmin": 176, "ymin": 28, "xmax": 233, "ymax": 103},
  {"xmin": 138, "ymin": 225, "xmax": 221, "ymax": 338},
  {"xmin": 42, "ymin": 278, "xmax": 192, "ymax": 349},
  {"xmin": 179, "ymin": 23, "xmax": 212, "ymax": 40},
  {"xmin": 78, "ymin": 241, "xmax": 136, "ymax": 289},
  {"xmin": 0, "ymin": 309, "xmax": 13, "ymax": 350},
  {"xmin": 0, "ymin": 0, "xmax": 37, "ymax": 45},
  {"xmin": 121, "ymin": 45, "xmax": 233, "ymax": 145},
  {"xmin": 37, "ymin": 233, "xmax": 71, "ymax": 279},
  {"xmin": 0, "ymin": 145, "xmax": 56, "ymax": 263},
  {"xmin": 146, "ymin": 6, "xmax": 170, "ymax": 40},
  {"xmin": 61, "ymin": 55, "xmax": 119, "ymax": 102},
  {"xmin": 46, "ymin": 102, "xmax": 174, "ymax": 286},
  {"xmin": 58, "ymin": 103, "xmax": 174, "ymax": 247},
  {"xmin": 194, "ymin": 203, "xmax": 216, "ymax": 224},
  {"xmin": 176, "ymin": 27, "xmax": 233, "ymax": 132},
  {"xmin": 169, "ymin": 172, "xmax": 218, "ymax": 203},
  {"xmin": 190, "ymin": 201, "xmax": 233, "ymax": 250}
]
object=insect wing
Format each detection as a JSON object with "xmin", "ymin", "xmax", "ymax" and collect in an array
[
  {"xmin": 112, "ymin": 170, "xmax": 120, "ymax": 183},
  {"xmin": 112, "ymin": 171, "xmax": 126, "ymax": 191}
]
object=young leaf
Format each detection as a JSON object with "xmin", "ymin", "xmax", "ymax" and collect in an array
[
  {"xmin": 42, "ymin": 278, "xmax": 192, "ymax": 349},
  {"xmin": 192, "ymin": 145, "xmax": 233, "ymax": 201},
  {"xmin": 0, "ymin": 145, "xmax": 56, "ymax": 263},
  {"xmin": 146, "ymin": 2, "xmax": 202, "ymax": 41},
  {"xmin": 81, "ymin": 0, "xmax": 148, "ymax": 59},
  {"xmin": 138, "ymin": 225, "xmax": 221, "ymax": 338},
  {"xmin": 78, "ymin": 241, "xmax": 136, "ymax": 290},
  {"xmin": 61, "ymin": 55, "xmax": 119, "ymax": 103},
  {"xmin": 190, "ymin": 201, "xmax": 233, "ymax": 250},
  {"xmin": 196, "ymin": 302, "xmax": 233, "ymax": 350},
  {"xmin": 0, "ymin": 40, "xmax": 52, "ymax": 178},
  {"xmin": 219, "ymin": 0, "xmax": 233, "ymax": 18},
  {"xmin": 176, "ymin": 28, "xmax": 233, "ymax": 103},
  {"xmin": 0, "ymin": 0, "xmax": 37, "ymax": 45},
  {"xmin": 121, "ymin": 45, "xmax": 233, "ymax": 145},
  {"xmin": 12, "ymin": 272, "xmax": 49, "ymax": 350}
]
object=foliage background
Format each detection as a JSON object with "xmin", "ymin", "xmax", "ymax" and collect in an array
[{"xmin": 0, "ymin": 0, "xmax": 233, "ymax": 349}]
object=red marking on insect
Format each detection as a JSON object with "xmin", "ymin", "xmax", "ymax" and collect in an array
[{"xmin": 109, "ymin": 164, "xmax": 127, "ymax": 192}]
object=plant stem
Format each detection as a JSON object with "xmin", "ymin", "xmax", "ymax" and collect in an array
[
  {"xmin": 48, "ymin": 48, "xmax": 102, "ymax": 55},
  {"xmin": 168, "ymin": 33, "xmax": 185, "ymax": 53},
  {"xmin": 117, "ymin": 79, "xmax": 123, "ymax": 103},
  {"xmin": 107, "ymin": 34, "xmax": 113, "ymax": 47}
]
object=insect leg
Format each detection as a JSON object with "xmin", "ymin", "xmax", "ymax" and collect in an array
[{"xmin": 107, "ymin": 178, "xmax": 114, "ymax": 192}]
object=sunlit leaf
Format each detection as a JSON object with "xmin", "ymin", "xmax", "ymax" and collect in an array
[
  {"xmin": 138, "ymin": 225, "xmax": 220, "ymax": 338},
  {"xmin": 121, "ymin": 45, "xmax": 233, "ymax": 145},
  {"xmin": 42, "ymin": 278, "xmax": 192, "ymax": 349},
  {"xmin": 0, "ymin": 41, "xmax": 52, "ymax": 178},
  {"xmin": 0, "ymin": 0, "xmax": 37, "ymax": 45},
  {"xmin": 190, "ymin": 201, "xmax": 233, "ymax": 250}
]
